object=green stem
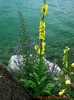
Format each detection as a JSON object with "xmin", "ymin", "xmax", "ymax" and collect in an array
[
  {"xmin": 39, "ymin": 0, "xmax": 45, "ymax": 66},
  {"xmin": 44, "ymin": 0, "xmax": 46, "ymax": 4}
]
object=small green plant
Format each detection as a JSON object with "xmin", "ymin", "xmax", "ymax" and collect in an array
[{"xmin": 53, "ymin": 46, "xmax": 74, "ymax": 98}]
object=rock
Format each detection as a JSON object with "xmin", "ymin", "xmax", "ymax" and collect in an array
[
  {"xmin": 43, "ymin": 57, "xmax": 63, "ymax": 78},
  {"xmin": 0, "ymin": 63, "xmax": 34, "ymax": 100},
  {"xmin": 7, "ymin": 55, "xmax": 23, "ymax": 70},
  {"xmin": 7, "ymin": 55, "xmax": 62, "ymax": 78}
]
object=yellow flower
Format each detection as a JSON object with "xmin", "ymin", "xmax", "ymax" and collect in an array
[
  {"xmin": 59, "ymin": 92, "xmax": 64, "ymax": 96},
  {"xmin": 62, "ymin": 89, "xmax": 67, "ymax": 92},
  {"xmin": 63, "ymin": 49, "xmax": 67, "ymax": 53},
  {"xmin": 37, "ymin": 49, "xmax": 44, "ymax": 55},
  {"xmin": 70, "ymin": 72, "xmax": 74, "ymax": 75},
  {"xmin": 71, "ymin": 63, "xmax": 74, "ymax": 67},
  {"xmin": 42, "ymin": 42, "xmax": 45, "ymax": 48},
  {"xmin": 39, "ymin": 21, "xmax": 45, "ymax": 31},
  {"xmin": 41, "ymin": 51, "xmax": 44, "ymax": 55},
  {"xmin": 40, "ymin": 31, "xmax": 45, "ymax": 35},
  {"xmin": 40, "ymin": 21, "xmax": 45, "ymax": 28},
  {"xmin": 63, "ymin": 46, "xmax": 70, "ymax": 53},
  {"xmin": 65, "ymin": 80, "xmax": 72, "ymax": 84},
  {"xmin": 41, "ymin": 4, "xmax": 48, "ymax": 15},
  {"xmin": 42, "ymin": 42, "xmax": 46, "ymax": 46},
  {"xmin": 54, "ymin": 78, "xmax": 59, "ymax": 80},
  {"xmin": 39, "ymin": 35, "xmax": 45, "ymax": 40},
  {"xmin": 34, "ymin": 45, "xmax": 39, "ymax": 50},
  {"xmin": 59, "ymin": 89, "xmax": 66, "ymax": 96},
  {"xmin": 39, "ymin": 26, "xmax": 44, "ymax": 31},
  {"xmin": 37, "ymin": 48, "xmax": 40, "ymax": 55},
  {"xmin": 66, "ymin": 61, "xmax": 68, "ymax": 67},
  {"xmin": 39, "ymin": 32, "xmax": 45, "ymax": 37}
]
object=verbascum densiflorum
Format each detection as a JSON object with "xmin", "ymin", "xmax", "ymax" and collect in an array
[
  {"xmin": 34, "ymin": 2, "xmax": 48, "ymax": 55},
  {"xmin": 41, "ymin": 4, "xmax": 48, "ymax": 16}
]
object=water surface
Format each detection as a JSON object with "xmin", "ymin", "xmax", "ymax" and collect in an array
[{"xmin": 0, "ymin": 0, "xmax": 74, "ymax": 67}]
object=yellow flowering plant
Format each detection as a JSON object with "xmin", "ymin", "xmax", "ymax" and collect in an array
[
  {"xmin": 58, "ymin": 46, "xmax": 70, "ymax": 91},
  {"xmin": 62, "ymin": 46, "xmax": 70, "ymax": 68},
  {"xmin": 20, "ymin": 0, "xmax": 54, "ymax": 97},
  {"xmin": 58, "ymin": 46, "xmax": 74, "ymax": 97}
]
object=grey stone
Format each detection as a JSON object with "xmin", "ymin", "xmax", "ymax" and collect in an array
[
  {"xmin": 0, "ymin": 63, "xmax": 34, "ymax": 100},
  {"xmin": 7, "ymin": 55, "xmax": 63, "ymax": 79}
]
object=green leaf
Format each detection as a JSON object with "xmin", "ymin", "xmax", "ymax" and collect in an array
[
  {"xmin": 40, "ymin": 83, "xmax": 54, "ymax": 95},
  {"xmin": 43, "ymin": 83, "xmax": 54, "ymax": 90},
  {"xmin": 44, "ymin": 70, "xmax": 51, "ymax": 74},
  {"xmin": 41, "ymin": 90, "xmax": 51, "ymax": 95},
  {"xmin": 20, "ymin": 79, "xmax": 29, "ymax": 88},
  {"xmin": 38, "ymin": 82, "xmax": 41, "ymax": 85},
  {"xmin": 20, "ymin": 79, "xmax": 37, "ymax": 90},
  {"xmin": 40, "ymin": 75, "xmax": 47, "ymax": 83},
  {"xmin": 29, "ymin": 72, "xmax": 38, "ymax": 81},
  {"xmin": 28, "ymin": 80, "xmax": 37, "ymax": 89},
  {"xmin": 32, "ymin": 65, "xmax": 39, "ymax": 71},
  {"xmin": 29, "ymin": 73, "xmax": 33, "ymax": 77},
  {"xmin": 20, "ymin": 79, "xmax": 27, "ymax": 83}
]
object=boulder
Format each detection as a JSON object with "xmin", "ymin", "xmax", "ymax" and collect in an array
[
  {"xmin": 7, "ymin": 55, "xmax": 23, "ymax": 70},
  {"xmin": 0, "ymin": 63, "xmax": 34, "ymax": 100},
  {"xmin": 7, "ymin": 55, "xmax": 62, "ymax": 78},
  {"xmin": 44, "ymin": 57, "xmax": 63, "ymax": 78}
]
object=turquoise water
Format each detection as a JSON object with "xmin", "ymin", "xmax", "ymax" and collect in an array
[{"xmin": 0, "ymin": 0, "xmax": 74, "ymax": 67}]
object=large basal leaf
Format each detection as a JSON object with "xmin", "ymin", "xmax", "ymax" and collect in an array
[
  {"xmin": 40, "ymin": 83, "xmax": 54, "ymax": 95},
  {"xmin": 40, "ymin": 75, "xmax": 47, "ymax": 83},
  {"xmin": 41, "ymin": 90, "xmax": 51, "ymax": 95},
  {"xmin": 29, "ymin": 72, "xmax": 38, "ymax": 82},
  {"xmin": 20, "ymin": 79, "xmax": 29, "ymax": 88},
  {"xmin": 42, "ymin": 83, "xmax": 54, "ymax": 91},
  {"xmin": 20, "ymin": 79, "xmax": 37, "ymax": 90},
  {"xmin": 28, "ymin": 80, "xmax": 37, "ymax": 89}
]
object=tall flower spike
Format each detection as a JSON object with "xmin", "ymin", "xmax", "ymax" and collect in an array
[
  {"xmin": 34, "ymin": 0, "xmax": 48, "ymax": 55},
  {"xmin": 62, "ymin": 46, "xmax": 70, "ymax": 68}
]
